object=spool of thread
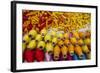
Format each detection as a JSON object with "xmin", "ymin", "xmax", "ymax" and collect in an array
[
  {"xmin": 45, "ymin": 52, "xmax": 52, "ymax": 61},
  {"xmin": 68, "ymin": 44, "xmax": 74, "ymax": 56},
  {"xmin": 46, "ymin": 43, "xmax": 53, "ymax": 54},
  {"xmin": 81, "ymin": 53, "xmax": 86, "ymax": 60},
  {"xmin": 74, "ymin": 45, "xmax": 83, "ymax": 59},
  {"xmin": 73, "ymin": 54, "xmax": 79, "ymax": 60},
  {"xmin": 67, "ymin": 53, "xmax": 73, "ymax": 60},
  {"xmin": 53, "ymin": 45, "xmax": 60, "ymax": 61},
  {"xmin": 23, "ymin": 49, "xmax": 35, "ymax": 62},
  {"xmin": 35, "ymin": 48, "xmax": 45, "ymax": 62},
  {"xmin": 61, "ymin": 46, "xmax": 68, "ymax": 60},
  {"xmin": 82, "ymin": 45, "xmax": 90, "ymax": 54},
  {"xmin": 64, "ymin": 39, "xmax": 70, "ymax": 46}
]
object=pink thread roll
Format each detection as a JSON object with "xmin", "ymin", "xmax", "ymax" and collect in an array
[
  {"xmin": 67, "ymin": 53, "xmax": 73, "ymax": 60},
  {"xmin": 45, "ymin": 52, "xmax": 52, "ymax": 61}
]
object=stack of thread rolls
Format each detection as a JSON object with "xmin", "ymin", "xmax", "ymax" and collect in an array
[{"xmin": 22, "ymin": 10, "xmax": 91, "ymax": 62}]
